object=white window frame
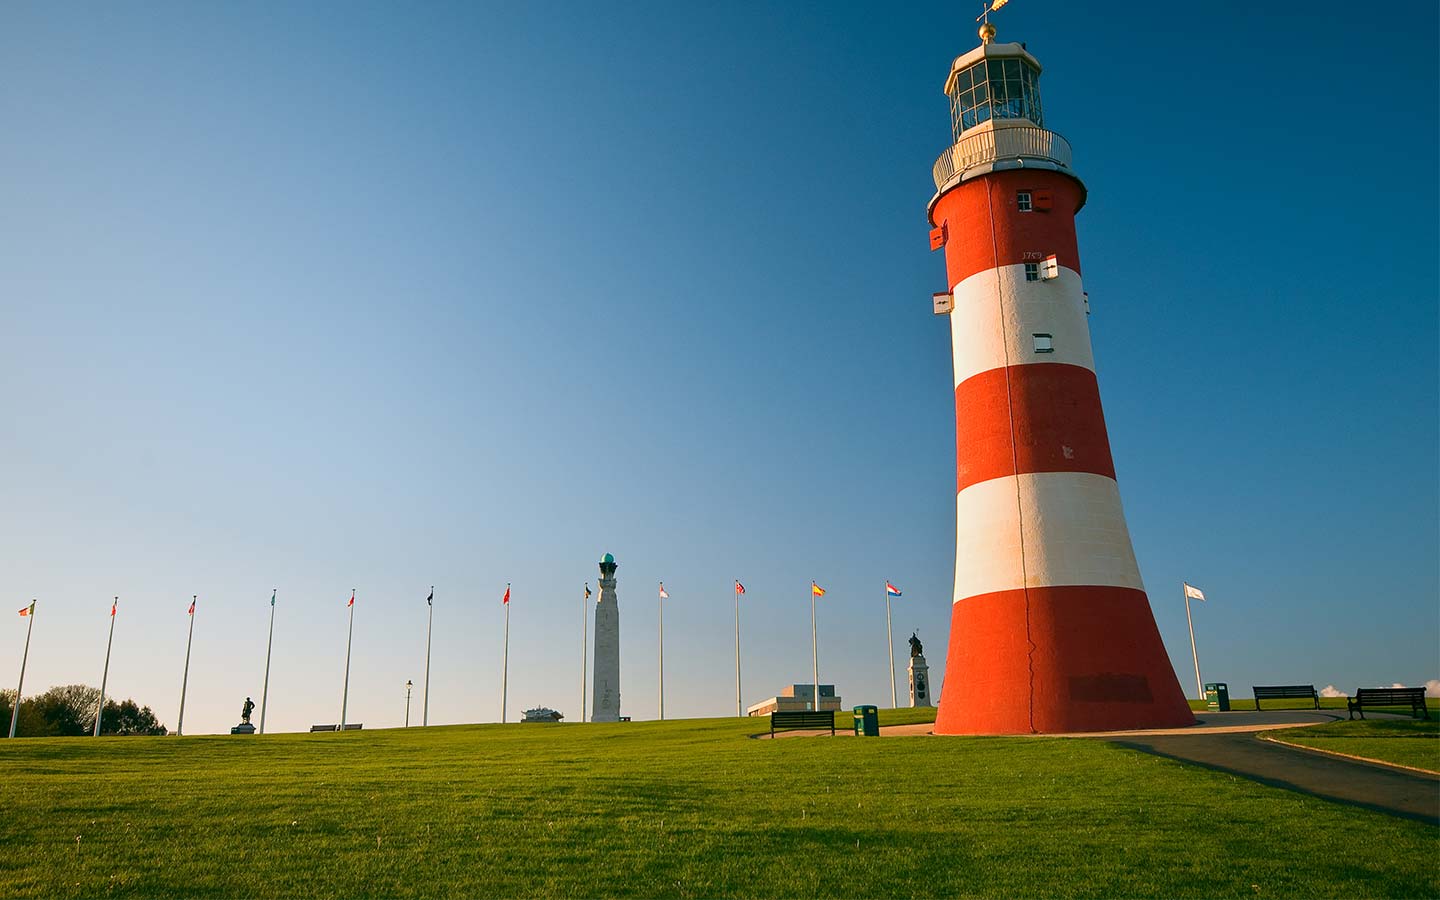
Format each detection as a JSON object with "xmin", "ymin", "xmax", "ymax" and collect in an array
[
  {"xmin": 1017, "ymin": 191, "xmax": 1033, "ymax": 212},
  {"xmin": 1033, "ymin": 333, "xmax": 1054, "ymax": 353},
  {"xmin": 1024, "ymin": 262, "xmax": 1040, "ymax": 282}
]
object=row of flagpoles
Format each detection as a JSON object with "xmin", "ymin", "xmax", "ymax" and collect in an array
[
  {"xmin": 7, "ymin": 577, "xmax": 920, "ymax": 736},
  {"xmin": 7, "ymin": 579, "xmax": 1215, "ymax": 736}
]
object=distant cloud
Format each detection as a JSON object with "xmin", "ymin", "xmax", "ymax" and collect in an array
[
  {"xmin": 1319, "ymin": 684, "xmax": 1347, "ymax": 698},
  {"xmin": 1377, "ymin": 681, "xmax": 1440, "ymax": 697}
]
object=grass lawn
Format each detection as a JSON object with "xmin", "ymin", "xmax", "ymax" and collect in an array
[
  {"xmin": 1186, "ymin": 697, "xmax": 1351, "ymax": 712},
  {"xmin": 1266, "ymin": 716, "xmax": 1440, "ymax": 773},
  {"xmin": 1, "ymin": 714, "xmax": 1436, "ymax": 898}
]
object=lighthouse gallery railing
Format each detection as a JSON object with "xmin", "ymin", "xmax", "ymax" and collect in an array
[{"xmin": 931, "ymin": 126, "xmax": 1073, "ymax": 191}]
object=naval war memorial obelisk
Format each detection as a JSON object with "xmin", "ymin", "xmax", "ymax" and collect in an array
[{"xmin": 592, "ymin": 553, "xmax": 622, "ymax": 722}]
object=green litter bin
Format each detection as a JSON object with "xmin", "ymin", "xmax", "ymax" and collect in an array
[
  {"xmin": 853, "ymin": 705, "xmax": 879, "ymax": 737},
  {"xmin": 1204, "ymin": 682, "xmax": 1230, "ymax": 712}
]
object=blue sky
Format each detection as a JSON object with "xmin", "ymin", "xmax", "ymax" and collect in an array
[{"xmin": 1, "ymin": 2, "xmax": 1435, "ymax": 734}]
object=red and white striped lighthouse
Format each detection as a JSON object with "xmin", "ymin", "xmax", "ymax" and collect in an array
[{"xmin": 928, "ymin": 25, "xmax": 1193, "ymax": 734}]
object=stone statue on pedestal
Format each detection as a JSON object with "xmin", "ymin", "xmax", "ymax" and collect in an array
[
  {"xmin": 231, "ymin": 696, "xmax": 258, "ymax": 735},
  {"xmin": 908, "ymin": 632, "xmax": 934, "ymax": 708}
]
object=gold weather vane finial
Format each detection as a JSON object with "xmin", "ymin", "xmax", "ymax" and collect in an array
[{"xmin": 976, "ymin": 0, "xmax": 1010, "ymax": 43}]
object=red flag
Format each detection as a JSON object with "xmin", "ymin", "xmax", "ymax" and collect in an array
[
  {"xmin": 188, "ymin": 596, "xmax": 196, "ymax": 616},
  {"xmin": 18, "ymin": 602, "xmax": 33, "ymax": 617},
  {"xmin": 735, "ymin": 580, "xmax": 746, "ymax": 595},
  {"xmin": 347, "ymin": 590, "xmax": 355, "ymax": 608},
  {"xmin": 110, "ymin": 598, "xmax": 117, "ymax": 617},
  {"xmin": 502, "ymin": 585, "xmax": 511, "ymax": 605}
]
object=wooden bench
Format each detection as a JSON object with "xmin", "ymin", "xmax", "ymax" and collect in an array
[
  {"xmin": 769, "ymin": 709, "xmax": 835, "ymax": 738},
  {"xmin": 1347, "ymin": 687, "xmax": 1429, "ymax": 720},
  {"xmin": 310, "ymin": 724, "xmax": 338, "ymax": 732},
  {"xmin": 1252, "ymin": 684, "xmax": 1319, "ymax": 710}
]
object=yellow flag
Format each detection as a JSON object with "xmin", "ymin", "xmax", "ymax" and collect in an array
[{"xmin": 811, "ymin": 582, "xmax": 826, "ymax": 598}]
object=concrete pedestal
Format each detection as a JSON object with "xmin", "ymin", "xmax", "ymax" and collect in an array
[
  {"xmin": 231, "ymin": 723, "xmax": 256, "ymax": 735},
  {"xmin": 908, "ymin": 654, "xmax": 934, "ymax": 707}
]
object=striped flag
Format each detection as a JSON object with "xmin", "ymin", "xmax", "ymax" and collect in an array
[
  {"xmin": 1183, "ymin": 583, "xmax": 1205, "ymax": 602},
  {"xmin": 886, "ymin": 582, "xmax": 902, "ymax": 597},
  {"xmin": 18, "ymin": 601, "xmax": 34, "ymax": 617},
  {"xmin": 811, "ymin": 582, "xmax": 826, "ymax": 598},
  {"xmin": 735, "ymin": 580, "xmax": 745, "ymax": 596},
  {"xmin": 658, "ymin": 583, "xmax": 668, "ymax": 600}
]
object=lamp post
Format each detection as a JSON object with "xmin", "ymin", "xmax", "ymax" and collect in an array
[{"xmin": 405, "ymin": 679, "xmax": 413, "ymax": 728}]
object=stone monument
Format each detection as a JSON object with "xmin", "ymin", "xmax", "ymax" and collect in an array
[
  {"xmin": 591, "ymin": 553, "xmax": 622, "ymax": 722},
  {"xmin": 231, "ymin": 696, "xmax": 257, "ymax": 734},
  {"xmin": 907, "ymin": 633, "xmax": 934, "ymax": 708}
]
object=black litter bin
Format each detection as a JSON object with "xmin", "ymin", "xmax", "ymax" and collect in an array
[{"xmin": 853, "ymin": 705, "xmax": 879, "ymax": 737}]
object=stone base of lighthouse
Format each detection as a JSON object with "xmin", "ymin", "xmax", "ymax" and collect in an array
[{"xmin": 934, "ymin": 585, "xmax": 1193, "ymax": 734}]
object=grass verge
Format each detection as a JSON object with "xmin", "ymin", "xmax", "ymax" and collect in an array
[
  {"xmin": 1265, "ymin": 716, "xmax": 1439, "ymax": 773},
  {"xmin": 0, "ymin": 716, "xmax": 1436, "ymax": 898}
]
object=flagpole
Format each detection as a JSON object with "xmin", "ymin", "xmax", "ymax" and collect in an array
[
  {"xmin": 9, "ymin": 601, "xmax": 35, "ymax": 739},
  {"xmin": 810, "ymin": 586, "xmax": 820, "ymax": 714},
  {"xmin": 501, "ymin": 584, "xmax": 510, "ymax": 724},
  {"xmin": 340, "ymin": 590, "xmax": 355, "ymax": 729},
  {"xmin": 94, "ymin": 598, "xmax": 117, "ymax": 737},
  {"xmin": 885, "ymin": 586, "xmax": 897, "ymax": 708},
  {"xmin": 177, "ymin": 596, "xmax": 196, "ymax": 736},
  {"xmin": 734, "ymin": 584, "xmax": 742, "ymax": 718},
  {"xmin": 260, "ymin": 590, "xmax": 276, "ymax": 735},
  {"xmin": 658, "ymin": 586, "xmax": 665, "ymax": 721},
  {"xmin": 1184, "ymin": 583, "xmax": 1203, "ymax": 700},
  {"xmin": 423, "ymin": 587, "xmax": 433, "ymax": 727},
  {"xmin": 581, "ymin": 584, "xmax": 589, "ymax": 723}
]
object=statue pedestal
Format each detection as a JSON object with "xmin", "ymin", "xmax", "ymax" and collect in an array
[
  {"xmin": 231, "ymin": 723, "xmax": 256, "ymax": 735},
  {"xmin": 908, "ymin": 654, "xmax": 934, "ymax": 708}
]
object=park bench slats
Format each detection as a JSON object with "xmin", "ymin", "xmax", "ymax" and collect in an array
[
  {"xmin": 1252, "ymin": 685, "xmax": 1319, "ymax": 710},
  {"xmin": 769, "ymin": 710, "xmax": 835, "ymax": 738},
  {"xmin": 1347, "ymin": 687, "xmax": 1429, "ymax": 720}
]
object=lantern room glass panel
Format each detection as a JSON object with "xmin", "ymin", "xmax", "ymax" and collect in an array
[{"xmin": 947, "ymin": 57, "xmax": 1044, "ymax": 141}]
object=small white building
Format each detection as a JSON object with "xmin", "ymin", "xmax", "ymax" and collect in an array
[
  {"xmin": 521, "ymin": 707, "xmax": 563, "ymax": 723},
  {"xmin": 746, "ymin": 684, "xmax": 842, "ymax": 716}
]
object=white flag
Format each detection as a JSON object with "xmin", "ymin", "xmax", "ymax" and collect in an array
[
  {"xmin": 658, "ymin": 583, "xmax": 669, "ymax": 600},
  {"xmin": 1183, "ymin": 583, "xmax": 1205, "ymax": 601}
]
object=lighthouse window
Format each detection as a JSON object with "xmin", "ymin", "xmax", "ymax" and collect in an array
[
  {"xmin": 1024, "ymin": 263, "xmax": 1040, "ymax": 281},
  {"xmin": 1033, "ymin": 333, "xmax": 1054, "ymax": 353},
  {"xmin": 1017, "ymin": 191, "xmax": 1033, "ymax": 212}
]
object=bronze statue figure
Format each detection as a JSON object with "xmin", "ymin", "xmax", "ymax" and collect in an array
[
  {"xmin": 241, "ymin": 696, "xmax": 255, "ymax": 724},
  {"xmin": 909, "ymin": 632, "xmax": 923, "ymax": 658}
]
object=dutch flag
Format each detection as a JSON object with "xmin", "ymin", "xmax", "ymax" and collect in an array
[{"xmin": 885, "ymin": 582, "xmax": 902, "ymax": 597}]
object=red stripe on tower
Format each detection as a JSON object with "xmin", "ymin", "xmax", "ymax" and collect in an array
[{"xmin": 926, "ymin": 29, "xmax": 1192, "ymax": 734}]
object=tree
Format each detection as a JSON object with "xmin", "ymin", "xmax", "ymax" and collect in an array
[
  {"xmin": 100, "ymin": 699, "xmax": 166, "ymax": 736},
  {"xmin": 0, "ymin": 685, "xmax": 167, "ymax": 737}
]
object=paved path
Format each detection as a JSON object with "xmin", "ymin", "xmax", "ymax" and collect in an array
[{"xmin": 1107, "ymin": 716, "xmax": 1438, "ymax": 825}]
